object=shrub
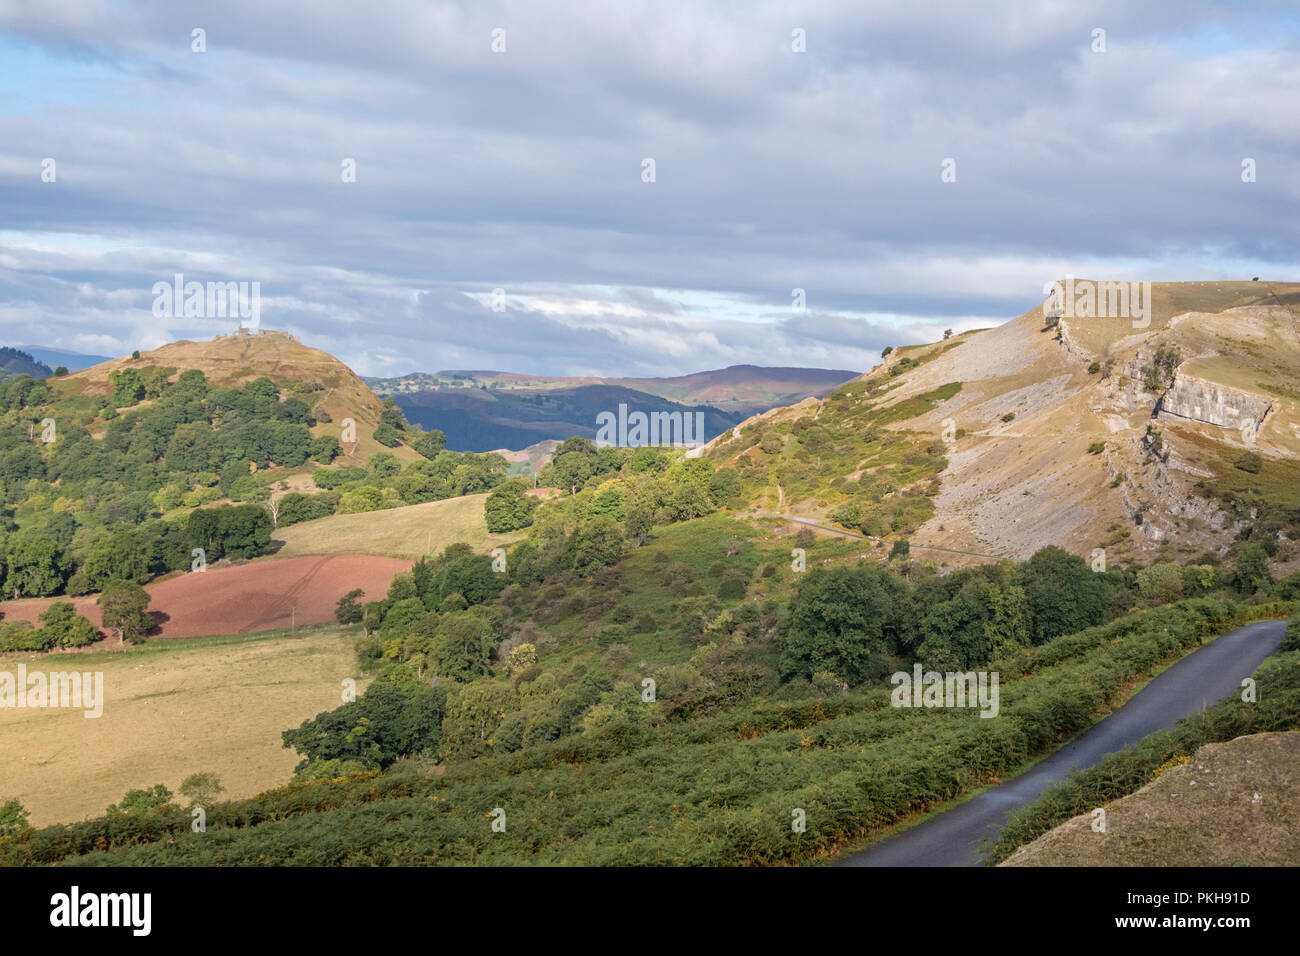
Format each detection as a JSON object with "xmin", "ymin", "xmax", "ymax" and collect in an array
[{"xmin": 1234, "ymin": 451, "xmax": 1263, "ymax": 474}]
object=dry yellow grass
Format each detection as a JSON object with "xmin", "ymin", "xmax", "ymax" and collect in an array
[
  {"xmin": 0, "ymin": 627, "xmax": 365, "ymax": 826},
  {"xmin": 271, "ymin": 492, "xmax": 523, "ymax": 560},
  {"xmin": 1001, "ymin": 732, "xmax": 1300, "ymax": 866}
]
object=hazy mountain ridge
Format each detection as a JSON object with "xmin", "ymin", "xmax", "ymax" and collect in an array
[
  {"xmin": 365, "ymin": 364, "xmax": 860, "ymax": 452},
  {"xmin": 0, "ymin": 347, "xmax": 53, "ymax": 380}
]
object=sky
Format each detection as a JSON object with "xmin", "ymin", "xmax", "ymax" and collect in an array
[{"xmin": 0, "ymin": 0, "xmax": 1297, "ymax": 377}]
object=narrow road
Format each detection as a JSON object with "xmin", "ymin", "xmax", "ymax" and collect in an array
[{"xmin": 836, "ymin": 618, "xmax": 1287, "ymax": 867}]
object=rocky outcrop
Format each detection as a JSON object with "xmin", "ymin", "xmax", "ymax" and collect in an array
[
  {"xmin": 1158, "ymin": 372, "xmax": 1272, "ymax": 431},
  {"xmin": 1055, "ymin": 317, "xmax": 1095, "ymax": 366}
]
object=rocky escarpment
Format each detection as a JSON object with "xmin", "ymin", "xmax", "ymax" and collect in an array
[{"xmin": 1158, "ymin": 372, "xmax": 1272, "ymax": 431}]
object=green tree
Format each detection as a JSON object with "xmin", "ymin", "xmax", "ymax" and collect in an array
[
  {"xmin": 3, "ymin": 532, "xmax": 66, "ymax": 598},
  {"xmin": 780, "ymin": 565, "xmax": 905, "ymax": 683},
  {"xmin": 109, "ymin": 368, "xmax": 146, "ymax": 406},
  {"xmin": 179, "ymin": 772, "xmax": 225, "ymax": 809},
  {"xmin": 484, "ymin": 479, "xmax": 538, "ymax": 532},
  {"xmin": 37, "ymin": 601, "xmax": 101, "ymax": 647},
  {"xmin": 335, "ymin": 588, "xmax": 365, "ymax": 625},
  {"xmin": 369, "ymin": 452, "xmax": 401, "ymax": 478},
  {"xmin": 0, "ymin": 799, "xmax": 29, "ymax": 838},
  {"xmin": 1018, "ymin": 546, "xmax": 1114, "ymax": 643},
  {"xmin": 551, "ymin": 451, "xmax": 595, "ymax": 494},
  {"xmin": 373, "ymin": 423, "xmax": 402, "ymax": 447},
  {"xmin": 439, "ymin": 680, "xmax": 513, "ymax": 760},
  {"xmin": 412, "ymin": 430, "xmax": 447, "ymax": 460},
  {"xmin": 571, "ymin": 516, "xmax": 625, "ymax": 573},
  {"xmin": 434, "ymin": 610, "xmax": 497, "ymax": 682},
  {"xmin": 98, "ymin": 580, "xmax": 153, "ymax": 644},
  {"xmin": 1233, "ymin": 542, "xmax": 1273, "ymax": 595},
  {"xmin": 106, "ymin": 783, "xmax": 173, "ymax": 815}
]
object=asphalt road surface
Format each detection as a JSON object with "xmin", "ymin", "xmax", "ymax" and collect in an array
[{"xmin": 835, "ymin": 618, "xmax": 1287, "ymax": 867}]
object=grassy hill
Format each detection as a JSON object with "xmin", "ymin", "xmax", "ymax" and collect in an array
[
  {"xmin": 703, "ymin": 281, "xmax": 1300, "ymax": 565},
  {"xmin": 0, "ymin": 329, "xmax": 520, "ymax": 612},
  {"xmin": 1001, "ymin": 731, "xmax": 1300, "ymax": 866}
]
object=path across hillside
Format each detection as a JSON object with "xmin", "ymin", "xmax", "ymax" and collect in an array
[
  {"xmin": 836, "ymin": 618, "xmax": 1288, "ymax": 867},
  {"xmin": 767, "ymin": 514, "xmax": 1005, "ymax": 561}
]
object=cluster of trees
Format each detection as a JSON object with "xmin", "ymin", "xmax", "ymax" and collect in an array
[
  {"xmin": 0, "ymin": 503, "xmax": 270, "ymax": 599},
  {"xmin": 0, "ymin": 579, "xmax": 152, "ymax": 651},
  {"xmin": 11, "ymin": 596, "xmax": 1281, "ymax": 866},
  {"xmin": 484, "ymin": 479, "xmax": 539, "ymax": 532},
  {"xmin": 780, "ymin": 547, "xmax": 1124, "ymax": 681},
  {"xmin": 780, "ymin": 542, "xmax": 1293, "ymax": 685},
  {"xmin": 293, "ymin": 446, "xmax": 509, "ymax": 521},
  {"xmin": 0, "ymin": 371, "xmax": 330, "ymax": 545},
  {"xmin": 540, "ymin": 439, "xmax": 739, "ymax": 539},
  {"xmin": 0, "ymin": 602, "xmax": 100, "ymax": 652}
]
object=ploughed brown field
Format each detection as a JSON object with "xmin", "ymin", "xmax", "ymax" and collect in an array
[{"xmin": 0, "ymin": 554, "xmax": 410, "ymax": 640}]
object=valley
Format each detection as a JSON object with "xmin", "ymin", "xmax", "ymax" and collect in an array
[{"xmin": 2, "ymin": 281, "xmax": 1299, "ymax": 868}]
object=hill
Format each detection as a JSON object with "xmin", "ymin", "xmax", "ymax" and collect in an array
[
  {"xmin": 63, "ymin": 328, "xmax": 420, "ymax": 465},
  {"xmin": 0, "ymin": 347, "xmax": 53, "ymax": 380},
  {"xmin": 0, "ymin": 328, "xmax": 519, "ymax": 614},
  {"xmin": 389, "ymin": 382, "xmax": 740, "ymax": 452},
  {"xmin": 617, "ymin": 364, "xmax": 863, "ymax": 414},
  {"xmin": 17, "ymin": 346, "xmax": 113, "ymax": 373},
  {"xmin": 705, "ymin": 280, "xmax": 1300, "ymax": 564},
  {"xmin": 365, "ymin": 365, "xmax": 860, "ymax": 451},
  {"xmin": 1001, "ymin": 731, "xmax": 1300, "ymax": 866},
  {"xmin": 368, "ymin": 365, "xmax": 859, "ymax": 413}
]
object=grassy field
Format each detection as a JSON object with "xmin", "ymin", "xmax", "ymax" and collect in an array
[
  {"xmin": 0, "ymin": 626, "xmax": 365, "ymax": 826},
  {"xmin": 271, "ymin": 493, "xmax": 524, "ymax": 560}
]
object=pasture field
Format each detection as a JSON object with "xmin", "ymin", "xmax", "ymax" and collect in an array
[
  {"xmin": 271, "ymin": 493, "xmax": 523, "ymax": 560},
  {"xmin": 0, "ymin": 626, "xmax": 365, "ymax": 826}
]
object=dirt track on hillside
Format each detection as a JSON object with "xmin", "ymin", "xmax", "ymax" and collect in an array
[{"xmin": 0, "ymin": 554, "xmax": 410, "ymax": 639}]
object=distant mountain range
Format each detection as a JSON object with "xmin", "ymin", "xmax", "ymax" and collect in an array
[
  {"xmin": 22, "ymin": 345, "xmax": 115, "ymax": 371},
  {"xmin": 364, "ymin": 365, "xmax": 860, "ymax": 451},
  {"xmin": 0, "ymin": 345, "xmax": 114, "ymax": 379}
]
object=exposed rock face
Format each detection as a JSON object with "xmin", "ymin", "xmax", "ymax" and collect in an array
[{"xmin": 1158, "ymin": 372, "xmax": 1272, "ymax": 430}]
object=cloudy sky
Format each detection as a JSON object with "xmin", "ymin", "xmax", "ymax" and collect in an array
[{"xmin": 1, "ymin": 1, "xmax": 1297, "ymax": 377}]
